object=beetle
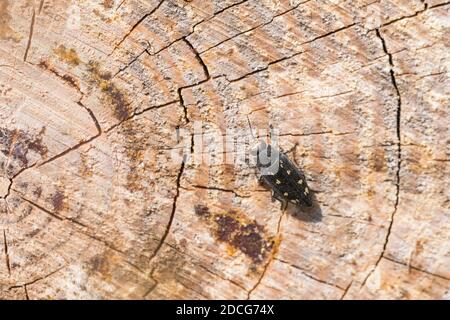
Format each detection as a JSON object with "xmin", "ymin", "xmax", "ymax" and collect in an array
[
  {"xmin": 256, "ymin": 141, "xmax": 313, "ymax": 209},
  {"xmin": 247, "ymin": 116, "xmax": 313, "ymax": 209}
]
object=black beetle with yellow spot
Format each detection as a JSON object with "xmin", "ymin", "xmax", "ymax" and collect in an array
[{"xmin": 256, "ymin": 141, "xmax": 313, "ymax": 209}]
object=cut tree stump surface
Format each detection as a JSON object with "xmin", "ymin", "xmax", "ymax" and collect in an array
[{"xmin": 0, "ymin": 0, "xmax": 449, "ymax": 299}]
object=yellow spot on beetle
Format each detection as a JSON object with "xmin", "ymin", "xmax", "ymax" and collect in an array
[
  {"xmin": 304, "ymin": 187, "xmax": 309, "ymax": 195},
  {"xmin": 283, "ymin": 192, "xmax": 288, "ymax": 197},
  {"xmin": 276, "ymin": 179, "xmax": 281, "ymax": 184},
  {"xmin": 286, "ymin": 170, "xmax": 291, "ymax": 175},
  {"xmin": 298, "ymin": 179, "xmax": 303, "ymax": 185}
]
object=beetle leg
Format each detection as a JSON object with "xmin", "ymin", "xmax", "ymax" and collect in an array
[
  {"xmin": 285, "ymin": 143, "xmax": 299, "ymax": 164},
  {"xmin": 271, "ymin": 191, "xmax": 277, "ymax": 203},
  {"xmin": 271, "ymin": 191, "xmax": 286, "ymax": 207},
  {"xmin": 258, "ymin": 175, "xmax": 271, "ymax": 189},
  {"xmin": 280, "ymin": 199, "xmax": 288, "ymax": 211}
]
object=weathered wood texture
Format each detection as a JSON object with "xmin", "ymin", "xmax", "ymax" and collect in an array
[{"xmin": 0, "ymin": 0, "xmax": 449, "ymax": 299}]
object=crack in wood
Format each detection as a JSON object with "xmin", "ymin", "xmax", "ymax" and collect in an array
[
  {"xmin": 247, "ymin": 210, "xmax": 285, "ymax": 299},
  {"xmin": 142, "ymin": 280, "xmax": 159, "ymax": 298},
  {"xmin": 147, "ymin": 160, "xmax": 186, "ymax": 266},
  {"xmin": 113, "ymin": 48, "xmax": 147, "ymax": 78},
  {"xmin": 377, "ymin": 1, "xmax": 428, "ymax": 28},
  {"xmin": 37, "ymin": 130, "xmax": 100, "ymax": 168},
  {"xmin": 183, "ymin": 37, "xmax": 210, "ymax": 79},
  {"xmin": 325, "ymin": 213, "xmax": 380, "ymax": 227},
  {"xmin": 146, "ymin": 0, "xmax": 252, "ymax": 56},
  {"xmin": 190, "ymin": 0, "xmax": 250, "ymax": 34},
  {"xmin": 340, "ymin": 280, "xmax": 353, "ymax": 300},
  {"xmin": 35, "ymin": 100, "xmax": 102, "ymax": 168},
  {"xmin": 17, "ymin": 195, "xmax": 146, "ymax": 275},
  {"xmin": 275, "ymin": 257, "xmax": 346, "ymax": 291},
  {"xmin": 78, "ymin": 101, "xmax": 102, "ymax": 135},
  {"xmin": 142, "ymin": 159, "xmax": 189, "ymax": 298},
  {"xmin": 23, "ymin": 285, "xmax": 29, "ymax": 300},
  {"xmin": 3, "ymin": 163, "xmax": 37, "ymax": 204},
  {"xmin": 366, "ymin": 1, "xmax": 449, "ymax": 32},
  {"xmin": 191, "ymin": 184, "xmax": 248, "ymax": 198},
  {"xmin": 312, "ymin": 90, "xmax": 354, "ymax": 100},
  {"xmin": 105, "ymin": 99, "xmax": 180, "ymax": 133},
  {"xmin": 111, "ymin": 0, "xmax": 165, "ymax": 54},
  {"xmin": 3, "ymin": 230, "xmax": 11, "ymax": 275},
  {"xmin": 23, "ymin": 5, "xmax": 36, "ymax": 62},
  {"xmin": 383, "ymin": 256, "xmax": 450, "ymax": 281},
  {"xmin": 2, "ymin": 102, "xmax": 110, "ymax": 206},
  {"xmin": 176, "ymin": 279, "xmax": 210, "ymax": 299},
  {"xmin": 226, "ymin": 23, "xmax": 357, "ymax": 82},
  {"xmin": 199, "ymin": 0, "xmax": 312, "ymax": 54},
  {"xmin": 361, "ymin": 28, "xmax": 403, "ymax": 287},
  {"xmin": 157, "ymin": 241, "xmax": 249, "ymax": 295},
  {"xmin": 9, "ymin": 266, "xmax": 65, "ymax": 290},
  {"xmin": 176, "ymin": 39, "xmax": 211, "ymax": 125},
  {"xmin": 38, "ymin": 0, "xmax": 44, "ymax": 14},
  {"xmin": 112, "ymin": 38, "xmax": 210, "ymax": 110},
  {"xmin": 199, "ymin": 264, "xmax": 248, "ymax": 294},
  {"xmin": 115, "ymin": 0, "xmax": 126, "ymax": 12},
  {"xmin": 278, "ymin": 130, "xmax": 356, "ymax": 138}
]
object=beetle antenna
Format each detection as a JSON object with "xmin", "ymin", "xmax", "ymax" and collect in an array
[
  {"xmin": 269, "ymin": 123, "xmax": 279, "ymax": 148},
  {"xmin": 246, "ymin": 114, "xmax": 260, "ymax": 145}
]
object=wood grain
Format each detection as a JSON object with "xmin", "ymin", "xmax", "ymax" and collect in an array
[{"xmin": 0, "ymin": 0, "xmax": 448, "ymax": 299}]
